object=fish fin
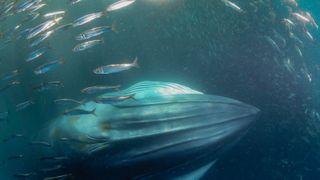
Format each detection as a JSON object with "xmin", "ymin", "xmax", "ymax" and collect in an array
[
  {"xmin": 132, "ymin": 57, "xmax": 139, "ymax": 68},
  {"xmin": 91, "ymin": 108, "xmax": 97, "ymax": 117},
  {"xmin": 130, "ymin": 93, "xmax": 137, "ymax": 100}
]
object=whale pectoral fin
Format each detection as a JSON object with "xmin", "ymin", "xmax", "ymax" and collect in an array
[{"xmin": 173, "ymin": 160, "xmax": 216, "ymax": 180}]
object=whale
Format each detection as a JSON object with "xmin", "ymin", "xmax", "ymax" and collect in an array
[{"xmin": 47, "ymin": 81, "xmax": 260, "ymax": 179}]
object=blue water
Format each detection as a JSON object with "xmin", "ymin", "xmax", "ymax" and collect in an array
[{"xmin": 0, "ymin": 0, "xmax": 320, "ymax": 179}]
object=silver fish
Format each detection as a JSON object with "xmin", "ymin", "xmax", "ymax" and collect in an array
[
  {"xmin": 26, "ymin": 46, "xmax": 47, "ymax": 62},
  {"xmin": 81, "ymin": 85, "xmax": 120, "ymax": 94},
  {"xmin": 221, "ymin": 0, "xmax": 243, "ymax": 13},
  {"xmin": 72, "ymin": 12, "xmax": 104, "ymax": 27},
  {"xmin": 43, "ymin": 174, "xmax": 73, "ymax": 180},
  {"xmin": 75, "ymin": 25, "xmax": 115, "ymax": 40},
  {"xmin": 27, "ymin": 17, "xmax": 63, "ymax": 39},
  {"xmin": 95, "ymin": 94, "xmax": 135, "ymax": 104},
  {"xmin": 8, "ymin": 154, "xmax": 24, "ymax": 160},
  {"xmin": 0, "ymin": 81, "xmax": 20, "ymax": 93},
  {"xmin": 63, "ymin": 108, "xmax": 96, "ymax": 116},
  {"xmin": 29, "ymin": 140, "xmax": 52, "ymax": 147},
  {"xmin": 14, "ymin": 172, "xmax": 36, "ymax": 178},
  {"xmin": 0, "ymin": 70, "xmax": 19, "ymax": 81},
  {"xmin": 106, "ymin": 0, "xmax": 136, "ymax": 12},
  {"xmin": 34, "ymin": 59, "xmax": 64, "ymax": 75},
  {"xmin": 16, "ymin": 100, "xmax": 34, "ymax": 111},
  {"xmin": 16, "ymin": 0, "xmax": 42, "ymax": 13},
  {"xmin": 30, "ymin": 30, "xmax": 55, "ymax": 47},
  {"xmin": 43, "ymin": 11, "xmax": 65, "ymax": 19},
  {"xmin": 54, "ymin": 98, "xmax": 83, "ymax": 106},
  {"xmin": 33, "ymin": 81, "xmax": 63, "ymax": 92},
  {"xmin": 73, "ymin": 39, "xmax": 104, "ymax": 52},
  {"xmin": 0, "ymin": 111, "xmax": 8, "ymax": 121},
  {"xmin": 93, "ymin": 57, "xmax": 138, "ymax": 75}
]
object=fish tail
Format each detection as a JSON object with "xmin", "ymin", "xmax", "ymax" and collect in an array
[
  {"xmin": 132, "ymin": 57, "xmax": 139, "ymax": 68},
  {"xmin": 91, "ymin": 108, "xmax": 97, "ymax": 117}
]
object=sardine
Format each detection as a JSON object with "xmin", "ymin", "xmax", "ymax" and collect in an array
[
  {"xmin": 221, "ymin": 0, "xmax": 243, "ymax": 13},
  {"xmin": 30, "ymin": 30, "xmax": 55, "ymax": 47},
  {"xmin": 34, "ymin": 59, "xmax": 64, "ymax": 75},
  {"xmin": 26, "ymin": 46, "xmax": 47, "ymax": 62},
  {"xmin": 29, "ymin": 140, "xmax": 52, "ymax": 147},
  {"xmin": 73, "ymin": 39, "xmax": 104, "ymax": 52},
  {"xmin": 16, "ymin": 100, "xmax": 34, "ymax": 111},
  {"xmin": 43, "ymin": 11, "xmax": 65, "ymax": 19},
  {"xmin": 72, "ymin": 12, "xmax": 104, "ymax": 27},
  {"xmin": 63, "ymin": 108, "xmax": 96, "ymax": 116},
  {"xmin": 54, "ymin": 98, "xmax": 83, "ymax": 106},
  {"xmin": 106, "ymin": 0, "xmax": 136, "ymax": 12},
  {"xmin": 95, "ymin": 94, "xmax": 135, "ymax": 104},
  {"xmin": 75, "ymin": 25, "xmax": 115, "ymax": 40},
  {"xmin": 93, "ymin": 57, "xmax": 138, "ymax": 75},
  {"xmin": 33, "ymin": 81, "xmax": 63, "ymax": 92},
  {"xmin": 27, "ymin": 17, "xmax": 63, "ymax": 39},
  {"xmin": 0, "ymin": 70, "xmax": 19, "ymax": 82},
  {"xmin": 81, "ymin": 85, "xmax": 120, "ymax": 94}
]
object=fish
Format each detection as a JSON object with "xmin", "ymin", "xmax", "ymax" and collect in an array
[
  {"xmin": 0, "ymin": 81, "xmax": 20, "ymax": 93},
  {"xmin": 69, "ymin": 0, "xmax": 82, "ymax": 5},
  {"xmin": 292, "ymin": 13, "xmax": 310, "ymax": 23},
  {"xmin": 106, "ymin": 0, "xmax": 136, "ymax": 12},
  {"xmin": 63, "ymin": 108, "xmax": 96, "ymax": 116},
  {"xmin": 43, "ymin": 174, "xmax": 73, "ymax": 180},
  {"xmin": 29, "ymin": 140, "xmax": 52, "ymax": 147},
  {"xmin": 15, "ymin": 0, "xmax": 42, "ymax": 13},
  {"xmin": 72, "ymin": 12, "xmax": 104, "ymax": 27},
  {"xmin": 25, "ymin": 46, "xmax": 48, "ymax": 62},
  {"xmin": 8, "ymin": 154, "xmax": 24, "ymax": 160},
  {"xmin": 54, "ymin": 98, "xmax": 83, "ymax": 106},
  {"xmin": 221, "ymin": 0, "xmax": 243, "ymax": 13},
  {"xmin": 40, "ymin": 156, "xmax": 69, "ymax": 162},
  {"xmin": 95, "ymin": 94, "xmax": 135, "ymax": 104},
  {"xmin": 295, "ymin": 45, "xmax": 303, "ymax": 57},
  {"xmin": 43, "ymin": 11, "xmax": 65, "ymax": 19},
  {"xmin": 55, "ymin": 23, "xmax": 73, "ymax": 32},
  {"xmin": 13, "ymin": 172, "xmax": 36, "ymax": 178},
  {"xmin": 75, "ymin": 25, "xmax": 116, "ymax": 41},
  {"xmin": 26, "ymin": 17, "xmax": 63, "ymax": 39},
  {"xmin": 81, "ymin": 85, "xmax": 120, "ymax": 94},
  {"xmin": 265, "ymin": 36, "xmax": 283, "ymax": 55},
  {"xmin": 29, "ymin": 30, "xmax": 55, "ymax": 47},
  {"xmin": 33, "ymin": 81, "xmax": 63, "ymax": 92},
  {"xmin": 0, "ymin": 111, "xmax": 8, "ymax": 121},
  {"xmin": 34, "ymin": 59, "xmax": 64, "ymax": 75},
  {"xmin": 39, "ymin": 165, "xmax": 64, "ymax": 173},
  {"xmin": 16, "ymin": 100, "xmax": 34, "ymax": 111},
  {"xmin": 0, "ymin": 69, "xmax": 19, "ymax": 82},
  {"xmin": 73, "ymin": 39, "xmax": 104, "ymax": 52},
  {"xmin": 93, "ymin": 57, "xmax": 138, "ymax": 75},
  {"xmin": 28, "ymin": 3, "xmax": 46, "ymax": 12},
  {"xmin": 48, "ymin": 81, "xmax": 260, "ymax": 179}
]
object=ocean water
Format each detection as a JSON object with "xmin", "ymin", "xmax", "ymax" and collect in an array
[{"xmin": 0, "ymin": 0, "xmax": 320, "ymax": 179}]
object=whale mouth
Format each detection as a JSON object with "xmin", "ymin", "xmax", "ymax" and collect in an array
[{"xmin": 48, "ymin": 81, "xmax": 260, "ymax": 178}]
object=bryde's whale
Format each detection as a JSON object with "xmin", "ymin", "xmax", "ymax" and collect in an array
[{"xmin": 48, "ymin": 81, "xmax": 260, "ymax": 179}]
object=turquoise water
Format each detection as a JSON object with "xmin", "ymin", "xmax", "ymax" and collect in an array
[{"xmin": 0, "ymin": 0, "xmax": 320, "ymax": 179}]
